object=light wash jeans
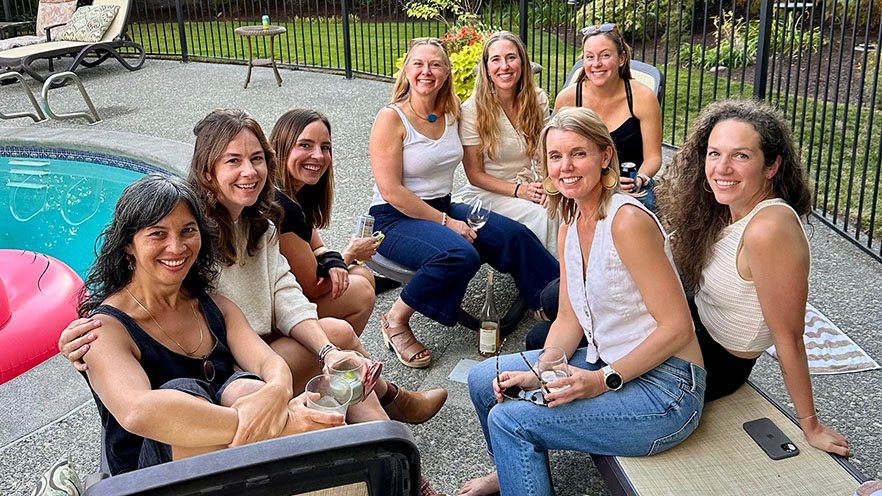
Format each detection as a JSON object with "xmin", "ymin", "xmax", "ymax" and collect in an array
[{"xmin": 467, "ymin": 348, "xmax": 706, "ymax": 496}]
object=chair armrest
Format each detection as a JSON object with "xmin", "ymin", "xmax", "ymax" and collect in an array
[
  {"xmin": 43, "ymin": 23, "xmax": 68, "ymax": 41},
  {"xmin": 0, "ymin": 21, "xmax": 32, "ymax": 38}
]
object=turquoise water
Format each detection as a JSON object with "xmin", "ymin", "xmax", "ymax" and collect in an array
[{"xmin": 0, "ymin": 156, "xmax": 145, "ymax": 278}]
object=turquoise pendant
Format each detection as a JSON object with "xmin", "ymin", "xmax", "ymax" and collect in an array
[{"xmin": 427, "ymin": 114, "xmax": 438, "ymax": 123}]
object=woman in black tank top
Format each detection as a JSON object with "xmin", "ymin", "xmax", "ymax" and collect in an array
[
  {"xmin": 76, "ymin": 175, "xmax": 344, "ymax": 473},
  {"xmin": 553, "ymin": 23, "xmax": 662, "ymax": 212}
]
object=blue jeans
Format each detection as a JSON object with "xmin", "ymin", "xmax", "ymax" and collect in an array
[
  {"xmin": 370, "ymin": 196, "xmax": 559, "ymax": 326},
  {"xmin": 467, "ymin": 349, "xmax": 706, "ymax": 496}
]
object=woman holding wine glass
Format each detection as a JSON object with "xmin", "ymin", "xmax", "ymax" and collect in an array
[
  {"xmin": 368, "ymin": 37, "xmax": 558, "ymax": 368},
  {"xmin": 459, "ymin": 108, "xmax": 705, "ymax": 496}
]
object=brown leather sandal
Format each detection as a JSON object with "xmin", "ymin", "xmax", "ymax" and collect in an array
[{"xmin": 379, "ymin": 313, "xmax": 431, "ymax": 368}]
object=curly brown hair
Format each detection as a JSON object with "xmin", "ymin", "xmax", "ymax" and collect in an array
[
  {"xmin": 657, "ymin": 99, "xmax": 811, "ymax": 292},
  {"xmin": 187, "ymin": 108, "xmax": 283, "ymax": 266}
]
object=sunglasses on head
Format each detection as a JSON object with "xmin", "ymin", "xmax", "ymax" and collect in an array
[
  {"xmin": 410, "ymin": 37, "xmax": 446, "ymax": 50},
  {"xmin": 582, "ymin": 23, "xmax": 618, "ymax": 36},
  {"xmin": 495, "ymin": 338, "xmax": 551, "ymax": 407}
]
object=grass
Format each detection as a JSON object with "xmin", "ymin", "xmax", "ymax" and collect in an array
[{"xmin": 125, "ymin": 19, "xmax": 882, "ymax": 241}]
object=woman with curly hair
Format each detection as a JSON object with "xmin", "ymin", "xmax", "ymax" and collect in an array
[
  {"xmin": 658, "ymin": 99, "xmax": 849, "ymax": 456},
  {"xmin": 458, "ymin": 31, "xmax": 557, "ymax": 252}
]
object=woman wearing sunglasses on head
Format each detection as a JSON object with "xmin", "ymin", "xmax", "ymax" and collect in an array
[
  {"xmin": 76, "ymin": 175, "xmax": 340, "ymax": 475},
  {"xmin": 460, "ymin": 108, "xmax": 704, "ymax": 496},
  {"xmin": 554, "ymin": 23, "xmax": 662, "ymax": 212}
]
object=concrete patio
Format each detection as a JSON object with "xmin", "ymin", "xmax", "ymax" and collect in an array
[{"xmin": 1, "ymin": 59, "xmax": 880, "ymax": 495}]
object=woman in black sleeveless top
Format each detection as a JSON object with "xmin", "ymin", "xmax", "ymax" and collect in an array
[
  {"xmin": 553, "ymin": 23, "xmax": 662, "ymax": 212},
  {"xmin": 78, "ymin": 174, "xmax": 345, "ymax": 474}
]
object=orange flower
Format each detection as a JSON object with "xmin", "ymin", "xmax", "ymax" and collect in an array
[{"xmin": 469, "ymin": 40, "xmax": 475, "ymax": 45}]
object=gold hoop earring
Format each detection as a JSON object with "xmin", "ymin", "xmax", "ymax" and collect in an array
[
  {"xmin": 542, "ymin": 176, "xmax": 560, "ymax": 196},
  {"xmin": 601, "ymin": 167, "xmax": 618, "ymax": 190}
]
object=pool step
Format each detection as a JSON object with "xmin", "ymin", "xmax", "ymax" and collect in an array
[
  {"xmin": 6, "ymin": 181, "xmax": 47, "ymax": 189},
  {"xmin": 9, "ymin": 168, "xmax": 49, "ymax": 176},
  {"xmin": 8, "ymin": 160, "xmax": 50, "ymax": 167}
]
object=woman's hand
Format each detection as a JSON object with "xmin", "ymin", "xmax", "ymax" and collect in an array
[
  {"xmin": 446, "ymin": 218, "xmax": 477, "ymax": 243},
  {"xmin": 342, "ymin": 235, "xmax": 379, "ymax": 263},
  {"xmin": 518, "ymin": 181, "xmax": 546, "ymax": 205},
  {"xmin": 229, "ymin": 383, "xmax": 290, "ymax": 447},
  {"xmin": 620, "ymin": 175, "xmax": 640, "ymax": 194},
  {"xmin": 802, "ymin": 419, "xmax": 849, "ymax": 456},
  {"xmin": 282, "ymin": 392, "xmax": 346, "ymax": 436},
  {"xmin": 542, "ymin": 367, "xmax": 606, "ymax": 407},
  {"xmin": 322, "ymin": 349, "xmax": 369, "ymax": 374},
  {"xmin": 58, "ymin": 318, "xmax": 101, "ymax": 371},
  {"xmin": 493, "ymin": 370, "xmax": 541, "ymax": 403},
  {"xmin": 318, "ymin": 267, "xmax": 349, "ymax": 300}
]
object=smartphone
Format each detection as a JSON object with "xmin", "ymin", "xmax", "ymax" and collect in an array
[{"xmin": 743, "ymin": 418, "xmax": 800, "ymax": 460}]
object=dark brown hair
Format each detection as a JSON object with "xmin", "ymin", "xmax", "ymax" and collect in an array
[
  {"xmin": 270, "ymin": 108, "xmax": 334, "ymax": 229},
  {"xmin": 187, "ymin": 108, "xmax": 282, "ymax": 266}
]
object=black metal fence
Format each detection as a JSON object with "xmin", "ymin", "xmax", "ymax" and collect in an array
[{"xmin": 4, "ymin": 0, "xmax": 882, "ymax": 261}]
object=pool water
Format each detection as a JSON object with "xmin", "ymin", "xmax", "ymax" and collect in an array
[{"xmin": 0, "ymin": 156, "xmax": 146, "ymax": 278}]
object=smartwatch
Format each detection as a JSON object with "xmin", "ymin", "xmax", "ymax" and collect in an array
[{"xmin": 601, "ymin": 365, "xmax": 623, "ymax": 391}]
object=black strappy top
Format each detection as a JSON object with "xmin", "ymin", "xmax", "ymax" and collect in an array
[
  {"xmin": 89, "ymin": 291, "xmax": 237, "ymax": 475},
  {"xmin": 576, "ymin": 78, "xmax": 644, "ymax": 173}
]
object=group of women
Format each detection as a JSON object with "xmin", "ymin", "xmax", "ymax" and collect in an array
[{"xmin": 57, "ymin": 22, "xmax": 848, "ymax": 496}]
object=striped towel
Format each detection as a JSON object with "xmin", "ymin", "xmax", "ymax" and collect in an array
[{"xmin": 767, "ymin": 303, "xmax": 880, "ymax": 375}]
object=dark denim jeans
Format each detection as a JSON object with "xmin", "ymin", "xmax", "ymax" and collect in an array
[{"xmin": 370, "ymin": 195, "xmax": 559, "ymax": 326}]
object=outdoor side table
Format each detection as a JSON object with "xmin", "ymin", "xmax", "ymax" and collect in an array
[{"xmin": 234, "ymin": 25, "xmax": 286, "ymax": 89}]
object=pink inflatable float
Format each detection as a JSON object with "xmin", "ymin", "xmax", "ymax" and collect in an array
[{"xmin": 0, "ymin": 250, "xmax": 82, "ymax": 384}]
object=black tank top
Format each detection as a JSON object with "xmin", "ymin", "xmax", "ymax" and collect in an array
[
  {"xmin": 576, "ymin": 78, "xmax": 644, "ymax": 173},
  {"xmin": 90, "ymin": 291, "xmax": 238, "ymax": 474}
]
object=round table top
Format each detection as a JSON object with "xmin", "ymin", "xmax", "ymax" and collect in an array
[{"xmin": 234, "ymin": 25, "xmax": 286, "ymax": 36}]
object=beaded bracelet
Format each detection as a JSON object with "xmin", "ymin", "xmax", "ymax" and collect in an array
[
  {"xmin": 318, "ymin": 343, "xmax": 340, "ymax": 367},
  {"xmin": 513, "ymin": 183, "xmax": 521, "ymax": 198}
]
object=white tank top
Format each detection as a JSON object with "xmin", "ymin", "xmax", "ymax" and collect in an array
[
  {"xmin": 695, "ymin": 198, "xmax": 808, "ymax": 352},
  {"xmin": 565, "ymin": 194, "xmax": 684, "ymax": 364},
  {"xmin": 370, "ymin": 105, "xmax": 463, "ymax": 206}
]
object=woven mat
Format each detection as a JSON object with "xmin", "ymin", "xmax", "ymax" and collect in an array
[
  {"xmin": 766, "ymin": 303, "xmax": 880, "ymax": 375},
  {"xmin": 616, "ymin": 384, "xmax": 861, "ymax": 496}
]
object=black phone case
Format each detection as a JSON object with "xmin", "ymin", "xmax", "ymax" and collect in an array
[{"xmin": 743, "ymin": 417, "xmax": 800, "ymax": 460}]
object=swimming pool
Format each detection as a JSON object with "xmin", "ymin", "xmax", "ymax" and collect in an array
[{"xmin": 0, "ymin": 149, "xmax": 162, "ymax": 278}]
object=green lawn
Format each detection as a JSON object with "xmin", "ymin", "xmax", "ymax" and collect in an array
[{"xmin": 127, "ymin": 19, "xmax": 882, "ymax": 239}]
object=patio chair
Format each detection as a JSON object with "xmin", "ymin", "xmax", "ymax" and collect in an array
[
  {"xmin": 0, "ymin": 0, "xmax": 77, "ymax": 53},
  {"xmin": 82, "ymin": 421, "xmax": 420, "ymax": 496},
  {"xmin": 563, "ymin": 58, "xmax": 665, "ymax": 105},
  {"xmin": 0, "ymin": 0, "xmax": 145, "ymax": 84},
  {"xmin": 591, "ymin": 380, "xmax": 868, "ymax": 495}
]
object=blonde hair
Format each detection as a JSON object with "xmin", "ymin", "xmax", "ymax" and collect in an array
[
  {"xmin": 538, "ymin": 107, "xmax": 621, "ymax": 224},
  {"xmin": 391, "ymin": 37, "xmax": 460, "ymax": 122},
  {"xmin": 472, "ymin": 31, "xmax": 545, "ymax": 161}
]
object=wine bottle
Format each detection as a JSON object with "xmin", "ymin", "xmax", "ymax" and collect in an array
[{"xmin": 479, "ymin": 271, "xmax": 500, "ymax": 357}]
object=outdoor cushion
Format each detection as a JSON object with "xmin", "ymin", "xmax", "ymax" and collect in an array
[
  {"xmin": 55, "ymin": 5, "xmax": 119, "ymax": 43},
  {"xmin": 36, "ymin": 0, "xmax": 77, "ymax": 36}
]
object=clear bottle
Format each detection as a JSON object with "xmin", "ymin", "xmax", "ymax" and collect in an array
[{"xmin": 479, "ymin": 271, "xmax": 500, "ymax": 357}]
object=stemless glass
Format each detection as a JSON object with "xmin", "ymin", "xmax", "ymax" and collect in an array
[
  {"xmin": 467, "ymin": 198, "xmax": 491, "ymax": 231},
  {"xmin": 327, "ymin": 350, "xmax": 366, "ymax": 405},
  {"xmin": 305, "ymin": 374, "xmax": 352, "ymax": 415},
  {"xmin": 537, "ymin": 347, "xmax": 570, "ymax": 393}
]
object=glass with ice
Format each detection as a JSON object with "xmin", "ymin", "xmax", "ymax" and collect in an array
[
  {"xmin": 327, "ymin": 350, "xmax": 366, "ymax": 405},
  {"xmin": 537, "ymin": 347, "xmax": 570, "ymax": 393},
  {"xmin": 305, "ymin": 374, "xmax": 352, "ymax": 415}
]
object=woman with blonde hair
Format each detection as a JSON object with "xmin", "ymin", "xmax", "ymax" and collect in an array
[
  {"xmin": 658, "ymin": 99, "xmax": 848, "ymax": 456},
  {"xmin": 460, "ymin": 107, "xmax": 704, "ymax": 496},
  {"xmin": 369, "ymin": 37, "xmax": 558, "ymax": 368},
  {"xmin": 459, "ymin": 31, "xmax": 557, "ymax": 252}
]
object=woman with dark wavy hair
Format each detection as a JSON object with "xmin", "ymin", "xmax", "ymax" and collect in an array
[
  {"xmin": 78, "ymin": 174, "xmax": 338, "ymax": 475},
  {"xmin": 658, "ymin": 99, "xmax": 848, "ymax": 456}
]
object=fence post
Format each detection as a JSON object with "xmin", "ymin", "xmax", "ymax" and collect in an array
[
  {"xmin": 341, "ymin": 0, "xmax": 353, "ymax": 79},
  {"xmin": 2, "ymin": 0, "xmax": 11, "ymax": 22},
  {"xmin": 175, "ymin": 0, "xmax": 189, "ymax": 62},
  {"xmin": 519, "ymin": 0, "xmax": 528, "ymax": 45},
  {"xmin": 753, "ymin": 0, "xmax": 773, "ymax": 99}
]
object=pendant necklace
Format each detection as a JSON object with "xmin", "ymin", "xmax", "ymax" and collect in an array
[
  {"xmin": 126, "ymin": 287, "xmax": 204, "ymax": 356},
  {"xmin": 408, "ymin": 99, "xmax": 438, "ymax": 123}
]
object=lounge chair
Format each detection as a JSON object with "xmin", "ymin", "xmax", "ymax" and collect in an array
[
  {"xmin": 82, "ymin": 421, "xmax": 420, "ymax": 496},
  {"xmin": 0, "ymin": 0, "xmax": 144, "ymax": 84},
  {"xmin": 0, "ymin": 0, "xmax": 77, "ymax": 52},
  {"xmin": 592, "ymin": 381, "xmax": 868, "ymax": 495}
]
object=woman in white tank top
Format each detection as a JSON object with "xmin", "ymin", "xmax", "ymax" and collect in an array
[
  {"xmin": 659, "ymin": 99, "xmax": 848, "ymax": 457},
  {"xmin": 461, "ymin": 108, "xmax": 705, "ymax": 496}
]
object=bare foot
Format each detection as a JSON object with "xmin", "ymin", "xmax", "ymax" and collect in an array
[{"xmin": 457, "ymin": 471, "xmax": 499, "ymax": 496}]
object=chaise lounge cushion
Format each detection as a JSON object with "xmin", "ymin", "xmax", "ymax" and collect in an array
[{"xmin": 55, "ymin": 5, "xmax": 119, "ymax": 42}]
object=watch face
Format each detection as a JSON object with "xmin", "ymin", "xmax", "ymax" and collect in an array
[{"xmin": 605, "ymin": 372, "xmax": 622, "ymax": 390}]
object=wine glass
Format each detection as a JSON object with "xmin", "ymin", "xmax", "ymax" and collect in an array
[
  {"xmin": 537, "ymin": 347, "xmax": 570, "ymax": 393},
  {"xmin": 305, "ymin": 374, "xmax": 352, "ymax": 415},
  {"xmin": 467, "ymin": 198, "xmax": 491, "ymax": 231}
]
